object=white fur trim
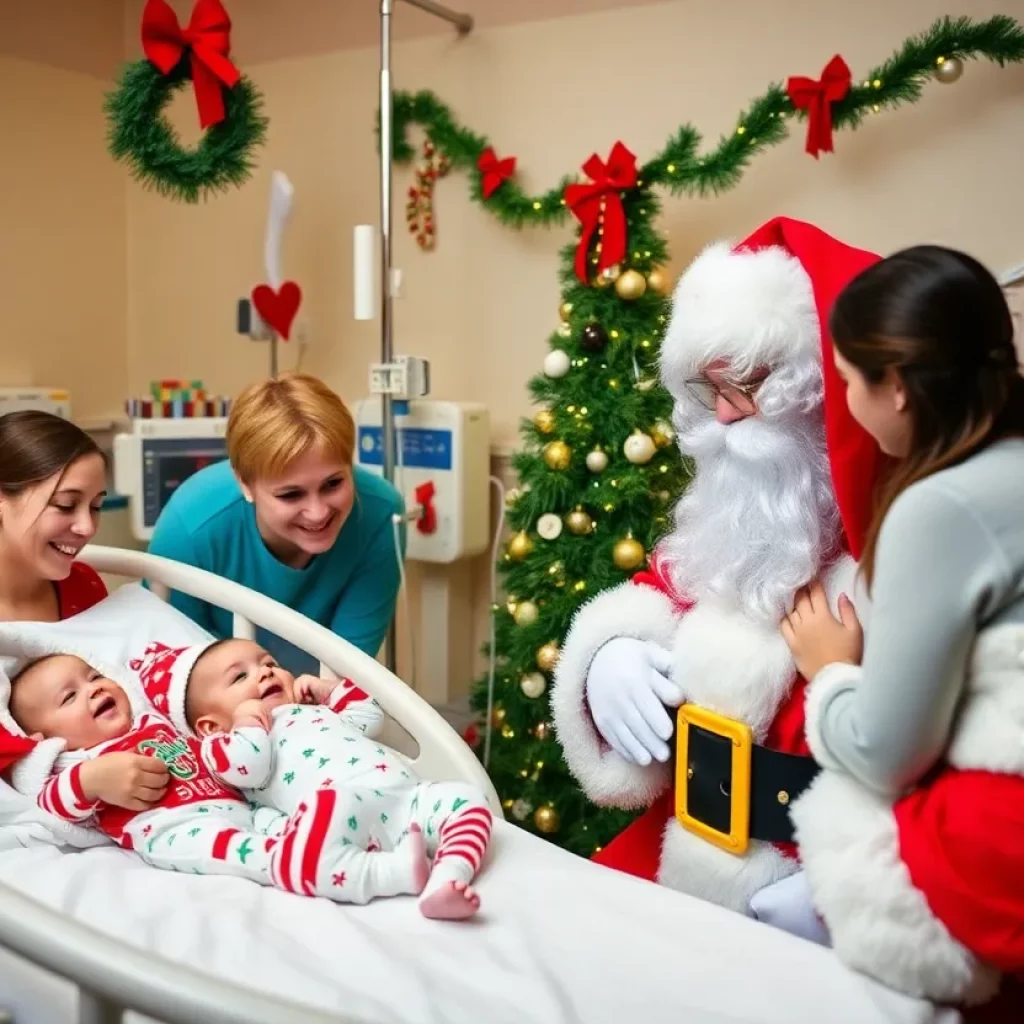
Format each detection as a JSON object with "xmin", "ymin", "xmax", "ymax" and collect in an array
[
  {"xmin": 672, "ymin": 602, "xmax": 795, "ymax": 741},
  {"xmin": 551, "ymin": 581, "xmax": 679, "ymax": 808},
  {"xmin": 660, "ymin": 241, "xmax": 819, "ymax": 396},
  {"xmin": 792, "ymin": 771, "xmax": 999, "ymax": 1003},
  {"xmin": 166, "ymin": 643, "xmax": 210, "ymax": 736},
  {"xmin": 803, "ymin": 662, "xmax": 861, "ymax": 771},
  {"xmin": 10, "ymin": 738, "xmax": 66, "ymax": 797},
  {"xmin": 948, "ymin": 623, "xmax": 1024, "ymax": 773},
  {"xmin": 658, "ymin": 817, "xmax": 797, "ymax": 915}
]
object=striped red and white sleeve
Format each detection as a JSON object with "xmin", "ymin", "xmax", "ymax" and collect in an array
[
  {"xmin": 37, "ymin": 763, "xmax": 98, "ymax": 822},
  {"xmin": 325, "ymin": 679, "xmax": 384, "ymax": 737},
  {"xmin": 199, "ymin": 727, "xmax": 273, "ymax": 788}
]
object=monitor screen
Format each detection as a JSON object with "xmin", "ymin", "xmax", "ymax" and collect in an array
[{"xmin": 141, "ymin": 437, "xmax": 229, "ymax": 528}]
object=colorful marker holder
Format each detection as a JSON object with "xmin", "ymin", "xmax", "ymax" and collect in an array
[{"xmin": 125, "ymin": 380, "xmax": 232, "ymax": 419}]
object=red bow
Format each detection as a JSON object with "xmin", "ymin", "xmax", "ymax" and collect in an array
[
  {"xmin": 477, "ymin": 147, "xmax": 516, "ymax": 199},
  {"xmin": 786, "ymin": 55, "xmax": 851, "ymax": 159},
  {"xmin": 141, "ymin": 0, "xmax": 241, "ymax": 129},
  {"xmin": 564, "ymin": 142, "xmax": 638, "ymax": 283}
]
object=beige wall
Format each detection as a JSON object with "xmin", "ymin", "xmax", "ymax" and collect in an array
[
  {"xmin": 121, "ymin": 0, "xmax": 1024, "ymax": 441},
  {"xmin": 8, "ymin": 0, "xmax": 1024, "ymax": 694},
  {"xmin": 0, "ymin": 0, "xmax": 127, "ymax": 421}
]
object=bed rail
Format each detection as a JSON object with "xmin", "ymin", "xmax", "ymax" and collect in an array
[
  {"xmin": 0, "ymin": 882, "xmax": 344, "ymax": 1024},
  {"xmin": 0, "ymin": 545, "xmax": 500, "ymax": 1023}
]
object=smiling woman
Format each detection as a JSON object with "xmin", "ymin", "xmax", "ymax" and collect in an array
[
  {"xmin": 147, "ymin": 373, "xmax": 405, "ymax": 674},
  {"xmin": 0, "ymin": 411, "xmax": 109, "ymax": 625}
]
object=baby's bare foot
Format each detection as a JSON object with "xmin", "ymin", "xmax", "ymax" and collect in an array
[{"xmin": 419, "ymin": 879, "xmax": 481, "ymax": 920}]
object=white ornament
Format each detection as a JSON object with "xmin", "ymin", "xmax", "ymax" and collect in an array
[
  {"xmin": 623, "ymin": 432, "xmax": 656, "ymax": 465},
  {"xmin": 537, "ymin": 513, "xmax": 563, "ymax": 541},
  {"xmin": 543, "ymin": 349, "xmax": 571, "ymax": 378},
  {"xmin": 586, "ymin": 449, "xmax": 609, "ymax": 473},
  {"xmin": 511, "ymin": 798, "xmax": 533, "ymax": 821},
  {"xmin": 520, "ymin": 672, "xmax": 548, "ymax": 699}
]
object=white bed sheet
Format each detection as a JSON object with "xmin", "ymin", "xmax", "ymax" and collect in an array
[{"xmin": 0, "ymin": 821, "xmax": 955, "ymax": 1024}]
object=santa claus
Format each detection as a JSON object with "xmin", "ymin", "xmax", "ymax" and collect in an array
[
  {"xmin": 552, "ymin": 218, "xmax": 1023, "ymax": 1010},
  {"xmin": 551, "ymin": 216, "xmax": 885, "ymax": 911}
]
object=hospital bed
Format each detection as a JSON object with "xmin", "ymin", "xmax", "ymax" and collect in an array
[{"xmin": 0, "ymin": 546, "xmax": 957, "ymax": 1024}]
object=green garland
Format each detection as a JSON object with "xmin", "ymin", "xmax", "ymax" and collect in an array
[
  {"xmin": 391, "ymin": 15, "xmax": 1024, "ymax": 223},
  {"xmin": 106, "ymin": 58, "xmax": 268, "ymax": 204}
]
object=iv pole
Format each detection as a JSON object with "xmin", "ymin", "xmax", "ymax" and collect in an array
[{"xmin": 378, "ymin": 0, "xmax": 472, "ymax": 673}]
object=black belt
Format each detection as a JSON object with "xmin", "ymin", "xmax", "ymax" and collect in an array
[{"xmin": 674, "ymin": 705, "xmax": 820, "ymax": 855}]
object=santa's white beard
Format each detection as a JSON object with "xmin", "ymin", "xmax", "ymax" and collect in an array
[{"xmin": 662, "ymin": 408, "xmax": 840, "ymax": 626}]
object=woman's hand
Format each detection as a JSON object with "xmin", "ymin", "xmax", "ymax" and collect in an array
[
  {"xmin": 79, "ymin": 752, "xmax": 169, "ymax": 811},
  {"xmin": 233, "ymin": 699, "xmax": 271, "ymax": 732},
  {"xmin": 781, "ymin": 581, "xmax": 863, "ymax": 681},
  {"xmin": 294, "ymin": 675, "xmax": 336, "ymax": 706}
]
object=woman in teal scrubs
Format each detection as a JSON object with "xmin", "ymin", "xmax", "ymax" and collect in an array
[{"xmin": 148, "ymin": 373, "xmax": 404, "ymax": 673}]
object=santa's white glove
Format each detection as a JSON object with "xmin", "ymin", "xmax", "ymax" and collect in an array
[{"xmin": 585, "ymin": 637, "xmax": 683, "ymax": 766}]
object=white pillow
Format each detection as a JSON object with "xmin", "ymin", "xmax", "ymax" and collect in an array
[
  {"xmin": 0, "ymin": 584, "xmax": 214, "ymax": 849},
  {"xmin": 0, "ymin": 583, "xmax": 214, "ymax": 683}
]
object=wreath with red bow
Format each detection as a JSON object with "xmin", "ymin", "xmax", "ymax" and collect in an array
[{"xmin": 105, "ymin": 0, "xmax": 267, "ymax": 204}]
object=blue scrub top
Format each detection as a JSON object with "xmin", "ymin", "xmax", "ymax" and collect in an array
[{"xmin": 147, "ymin": 460, "xmax": 405, "ymax": 675}]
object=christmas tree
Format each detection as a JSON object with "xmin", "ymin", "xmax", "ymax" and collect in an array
[
  {"xmin": 387, "ymin": 15, "xmax": 1024, "ymax": 857},
  {"xmin": 470, "ymin": 171, "xmax": 689, "ymax": 857}
]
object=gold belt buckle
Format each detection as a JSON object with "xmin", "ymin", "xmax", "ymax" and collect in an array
[{"xmin": 674, "ymin": 703, "xmax": 753, "ymax": 855}]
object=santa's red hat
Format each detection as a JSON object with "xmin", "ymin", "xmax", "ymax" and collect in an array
[
  {"xmin": 131, "ymin": 640, "xmax": 215, "ymax": 736},
  {"xmin": 660, "ymin": 216, "xmax": 888, "ymax": 559}
]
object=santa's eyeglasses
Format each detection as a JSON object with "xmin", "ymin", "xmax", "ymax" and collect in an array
[{"xmin": 684, "ymin": 374, "xmax": 766, "ymax": 414}]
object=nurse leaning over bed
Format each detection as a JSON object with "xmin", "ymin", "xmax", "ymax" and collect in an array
[{"xmin": 148, "ymin": 372, "xmax": 405, "ymax": 675}]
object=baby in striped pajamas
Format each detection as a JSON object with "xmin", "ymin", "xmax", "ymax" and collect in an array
[
  {"xmin": 135, "ymin": 638, "xmax": 492, "ymax": 920},
  {"xmin": 3, "ymin": 655, "xmax": 379, "ymax": 901}
]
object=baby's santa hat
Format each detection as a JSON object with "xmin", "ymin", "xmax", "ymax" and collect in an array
[
  {"xmin": 131, "ymin": 640, "xmax": 215, "ymax": 737},
  {"xmin": 660, "ymin": 215, "xmax": 889, "ymax": 559}
]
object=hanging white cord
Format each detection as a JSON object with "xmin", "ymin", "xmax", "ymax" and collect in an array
[
  {"xmin": 482, "ymin": 474, "xmax": 507, "ymax": 767},
  {"xmin": 389, "ymin": 420, "xmax": 415, "ymax": 690}
]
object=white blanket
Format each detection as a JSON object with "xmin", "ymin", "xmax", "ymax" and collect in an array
[{"xmin": 0, "ymin": 821, "xmax": 953, "ymax": 1024}]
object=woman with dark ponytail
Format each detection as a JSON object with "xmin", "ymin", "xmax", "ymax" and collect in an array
[{"xmin": 774, "ymin": 246, "xmax": 1024, "ymax": 1008}]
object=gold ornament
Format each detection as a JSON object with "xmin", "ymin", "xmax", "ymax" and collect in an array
[
  {"xmin": 935, "ymin": 56, "xmax": 964, "ymax": 84},
  {"xmin": 613, "ymin": 534, "xmax": 646, "ymax": 571},
  {"xmin": 534, "ymin": 721, "xmax": 552, "ymax": 741},
  {"xmin": 533, "ymin": 804, "xmax": 560, "ymax": 834},
  {"xmin": 585, "ymin": 448, "xmax": 608, "ymax": 473},
  {"xmin": 543, "ymin": 440, "xmax": 572, "ymax": 471},
  {"xmin": 557, "ymin": 321, "xmax": 572, "ymax": 339},
  {"xmin": 623, "ymin": 431, "xmax": 657, "ymax": 465},
  {"xmin": 491, "ymin": 706, "xmax": 506, "ymax": 728},
  {"xmin": 507, "ymin": 531, "xmax": 534, "ymax": 561},
  {"xmin": 505, "ymin": 594, "xmax": 519, "ymax": 615},
  {"xmin": 565, "ymin": 507, "xmax": 593, "ymax": 535},
  {"xmin": 513, "ymin": 600, "xmax": 539, "ymax": 627},
  {"xmin": 596, "ymin": 263, "xmax": 621, "ymax": 287},
  {"xmin": 520, "ymin": 672, "xmax": 547, "ymax": 699},
  {"xmin": 614, "ymin": 268, "xmax": 647, "ymax": 301},
  {"xmin": 647, "ymin": 266, "xmax": 671, "ymax": 296},
  {"xmin": 536, "ymin": 642, "xmax": 561, "ymax": 672},
  {"xmin": 650, "ymin": 419, "xmax": 675, "ymax": 449},
  {"xmin": 534, "ymin": 408, "xmax": 555, "ymax": 434},
  {"xmin": 504, "ymin": 487, "xmax": 522, "ymax": 508},
  {"xmin": 501, "ymin": 724, "xmax": 515, "ymax": 739},
  {"xmin": 559, "ymin": 301, "xmax": 573, "ymax": 322}
]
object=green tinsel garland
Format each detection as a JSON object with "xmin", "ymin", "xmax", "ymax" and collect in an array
[
  {"xmin": 390, "ymin": 15, "xmax": 1024, "ymax": 225},
  {"xmin": 105, "ymin": 58, "xmax": 268, "ymax": 205}
]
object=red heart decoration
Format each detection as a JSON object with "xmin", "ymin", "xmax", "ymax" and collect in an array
[{"xmin": 251, "ymin": 281, "xmax": 302, "ymax": 340}]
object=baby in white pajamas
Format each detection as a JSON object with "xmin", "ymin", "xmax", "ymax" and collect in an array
[
  {"xmin": 1, "ymin": 654, "xmax": 420, "ymax": 902},
  {"xmin": 135, "ymin": 638, "xmax": 493, "ymax": 919}
]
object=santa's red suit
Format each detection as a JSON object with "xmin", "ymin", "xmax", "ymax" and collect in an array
[{"xmin": 551, "ymin": 218, "xmax": 1024, "ymax": 1011}]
